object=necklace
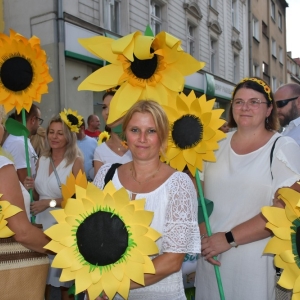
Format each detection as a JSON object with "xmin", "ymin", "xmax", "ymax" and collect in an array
[{"xmin": 130, "ymin": 162, "xmax": 162, "ymax": 185}]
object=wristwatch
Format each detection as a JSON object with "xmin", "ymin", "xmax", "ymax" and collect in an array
[
  {"xmin": 225, "ymin": 231, "xmax": 238, "ymax": 248},
  {"xmin": 49, "ymin": 199, "xmax": 57, "ymax": 208}
]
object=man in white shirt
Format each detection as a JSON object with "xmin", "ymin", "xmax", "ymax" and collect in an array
[
  {"xmin": 3, "ymin": 104, "xmax": 42, "ymax": 183},
  {"xmin": 274, "ymin": 83, "xmax": 300, "ymax": 145}
]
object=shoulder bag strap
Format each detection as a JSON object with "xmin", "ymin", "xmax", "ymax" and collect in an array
[
  {"xmin": 104, "ymin": 163, "xmax": 122, "ymax": 187},
  {"xmin": 270, "ymin": 136, "xmax": 281, "ymax": 180},
  {"xmin": 50, "ymin": 157, "xmax": 62, "ymax": 189}
]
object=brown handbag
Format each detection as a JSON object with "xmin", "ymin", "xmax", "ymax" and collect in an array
[{"xmin": 0, "ymin": 224, "xmax": 49, "ymax": 300}]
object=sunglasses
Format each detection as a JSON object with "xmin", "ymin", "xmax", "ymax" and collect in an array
[{"xmin": 275, "ymin": 96, "xmax": 299, "ymax": 108}]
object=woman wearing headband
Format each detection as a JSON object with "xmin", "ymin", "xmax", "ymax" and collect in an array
[
  {"xmin": 196, "ymin": 78, "xmax": 300, "ymax": 300},
  {"xmin": 25, "ymin": 111, "xmax": 84, "ymax": 300}
]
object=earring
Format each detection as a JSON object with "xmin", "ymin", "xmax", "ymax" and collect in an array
[{"xmin": 266, "ymin": 117, "xmax": 269, "ymax": 124}]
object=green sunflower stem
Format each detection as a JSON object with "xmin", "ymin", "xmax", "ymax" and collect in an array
[
  {"xmin": 22, "ymin": 109, "xmax": 35, "ymax": 224},
  {"xmin": 195, "ymin": 168, "xmax": 225, "ymax": 300}
]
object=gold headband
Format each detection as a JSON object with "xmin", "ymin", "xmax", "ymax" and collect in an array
[{"xmin": 233, "ymin": 78, "xmax": 272, "ymax": 102}]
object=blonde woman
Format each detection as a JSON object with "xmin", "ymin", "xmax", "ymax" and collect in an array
[{"xmin": 25, "ymin": 113, "xmax": 84, "ymax": 300}]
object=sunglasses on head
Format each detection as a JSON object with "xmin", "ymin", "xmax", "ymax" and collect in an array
[{"xmin": 275, "ymin": 96, "xmax": 299, "ymax": 108}]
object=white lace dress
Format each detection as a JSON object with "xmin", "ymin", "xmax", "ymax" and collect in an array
[{"xmin": 93, "ymin": 163, "xmax": 200, "ymax": 300}]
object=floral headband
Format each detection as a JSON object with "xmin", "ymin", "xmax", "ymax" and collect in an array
[
  {"xmin": 59, "ymin": 108, "xmax": 83, "ymax": 133},
  {"xmin": 233, "ymin": 77, "xmax": 272, "ymax": 102}
]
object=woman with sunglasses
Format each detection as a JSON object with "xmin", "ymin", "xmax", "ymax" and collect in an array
[
  {"xmin": 196, "ymin": 77, "xmax": 300, "ymax": 300},
  {"xmin": 274, "ymin": 83, "xmax": 300, "ymax": 145}
]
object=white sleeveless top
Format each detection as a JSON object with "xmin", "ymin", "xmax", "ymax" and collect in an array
[{"xmin": 35, "ymin": 156, "xmax": 74, "ymax": 231}]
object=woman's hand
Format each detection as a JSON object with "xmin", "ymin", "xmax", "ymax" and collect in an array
[
  {"xmin": 30, "ymin": 199, "xmax": 51, "ymax": 215},
  {"xmin": 201, "ymin": 232, "xmax": 231, "ymax": 266},
  {"xmin": 23, "ymin": 176, "xmax": 35, "ymax": 191}
]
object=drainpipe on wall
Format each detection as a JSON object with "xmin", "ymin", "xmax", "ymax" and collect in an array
[
  {"xmin": 248, "ymin": 0, "xmax": 253, "ymax": 76},
  {"xmin": 57, "ymin": 0, "xmax": 66, "ymax": 110}
]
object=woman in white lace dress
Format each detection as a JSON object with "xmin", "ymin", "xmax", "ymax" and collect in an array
[{"xmin": 93, "ymin": 100, "xmax": 200, "ymax": 300}]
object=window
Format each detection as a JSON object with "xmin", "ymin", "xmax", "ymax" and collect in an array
[
  {"xmin": 106, "ymin": 0, "xmax": 120, "ymax": 33},
  {"xmin": 262, "ymin": 62, "xmax": 269, "ymax": 75},
  {"xmin": 187, "ymin": 23, "xmax": 195, "ymax": 56},
  {"xmin": 253, "ymin": 64, "xmax": 260, "ymax": 77},
  {"xmin": 210, "ymin": 39, "xmax": 217, "ymax": 73},
  {"xmin": 262, "ymin": 21, "xmax": 268, "ymax": 37},
  {"xmin": 252, "ymin": 17, "xmax": 259, "ymax": 41},
  {"xmin": 150, "ymin": 1, "xmax": 162, "ymax": 36},
  {"xmin": 272, "ymin": 39, "xmax": 276, "ymax": 57},
  {"xmin": 272, "ymin": 76, "xmax": 277, "ymax": 90},
  {"xmin": 278, "ymin": 12, "xmax": 282, "ymax": 30},
  {"xmin": 209, "ymin": 0, "xmax": 216, "ymax": 9},
  {"xmin": 271, "ymin": 1, "xmax": 275, "ymax": 21},
  {"xmin": 232, "ymin": 0, "xmax": 238, "ymax": 29},
  {"xmin": 279, "ymin": 46, "xmax": 283, "ymax": 64},
  {"xmin": 233, "ymin": 54, "xmax": 239, "ymax": 83}
]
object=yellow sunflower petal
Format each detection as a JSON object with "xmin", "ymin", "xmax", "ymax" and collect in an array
[
  {"xmin": 280, "ymin": 250, "xmax": 296, "ymax": 264},
  {"xmin": 117, "ymin": 275, "xmax": 130, "ymax": 299},
  {"xmin": 127, "ymin": 247, "xmax": 145, "ymax": 263},
  {"xmin": 124, "ymin": 260, "xmax": 145, "ymax": 285},
  {"xmin": 60, "ymin": 267, "xmax": 76, "ymax": 282},
  {"xmin": 264, "ymin": 236, "xmax": 291, "ymax": 255},
  {"xmin": 44, "ymin": 223, "xmax": 72, "ymax": 241},
  {"xmin": 44, "ymin": 240, "xmax": 66, "ymax": 253},
  {"xmin": 50, "ymin": 209, "xmax": 67, "ymax": 223},
  {"xmin": 143, "ymin": 255, "xmax": 156, "ymax": 274},
  {"xmin": 90, "ymin": 268, "xmax": 102, "ymax": 284},
  {"xmin": 183, "ymin": 148, "xmax": 197, "ymax": 166},
  {"xmin": 135, "ymin": 236, "xmax": 159, "ymax": 255},
  {"xmin": 78, "ymin": 64, "xmax": 123, "ymax": 91},
  {"xmin": 102, "ymin": 271, "xmax": 120, "ymax": 299},
  {"xmin": 52, "ymin": 246, "xmax": 75, "ymax": 268},
  {"xmin": 144, "ymin": 227, "xmax": 162, "ymax": 241},
  {"xmin": 293, "ymin": 276, "xmax": 300, "ymax": 293},
  {"xmin": 87, "ymin": 280, "xmax": 103, "ymax": 300},
  {"xmin": 75, "ymin": 265, "xmax": 92, "ymax": 293},
  {"xmin": 111, "ymin": 262, "xmax": 125, "ymax": 282},
  {"xmin": 133, "ymin": 35, "xmax": 155, "ymax": 60}
]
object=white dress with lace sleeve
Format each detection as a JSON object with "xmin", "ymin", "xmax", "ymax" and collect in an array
[{"xmin": 93, "ymin": 163, "xmax": 200, "ymax": 300}]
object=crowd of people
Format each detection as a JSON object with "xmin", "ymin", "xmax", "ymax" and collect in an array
[{"xmin": 1, "ymin": 78, "xmax": 300, "ymax": 300}]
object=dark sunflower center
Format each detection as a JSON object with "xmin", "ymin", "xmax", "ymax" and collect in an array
[
  {"xmin": 172, "ymin": 114, "xmax": 203, "ymax": 149},
  {"xmin": 0, "ymin": 56, "xmax": 33, "ymax": 91},
  {"xmin": 296, "ymin": 225, "xmax": 300, "ymax": 260},
  {"xmin": 130, "ymin": 48, "xmax": 157, "ymax": 79},
  {"xmin": 67, "ymin": 114, "xmax": 79, "ymax": 126},
  {"xmin": 76, "ymin": 211, "xmax": 128, "ymax": 266}
]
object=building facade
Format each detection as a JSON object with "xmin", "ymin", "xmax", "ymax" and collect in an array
[
  {"xmin": 286, "ymin": 52, "xmax": 300, "ymax": 85},
  {"xmin": 2, "ymin": 0, "xmax": 251, "ymax": 125},
  {"xmin": 249, "ymin": 0, "xmax": 288, "ymax": 91}
]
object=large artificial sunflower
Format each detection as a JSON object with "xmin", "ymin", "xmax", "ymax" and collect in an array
[
  {"xmin": 44, "ymin": 181, "xmax": 161, "ymax": 300},
  {"xmin": 0, "ymin": 29, "xmax": 53, "ymax": 113},
  {"xmin": 78, "ymin": 30, "xmax": 205, "ymax": 124},
  {"xmin": 162, "ymin": 90, "xmax": 226, "ymax": 175},
  {"xmin": 262, "ymin": 187, "xmax": 300, "ymax": 299},
  {"xmin": 0, "ymin": 194, "xmax": 23, "ymax": 237},
  {"xmin": 60, "ymin": 108, "xmax": 83, "ymax": 133}
]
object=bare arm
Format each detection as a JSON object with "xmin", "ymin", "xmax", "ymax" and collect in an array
[
  {"xmin": 17, "ymin": 168, "xmax": 28, "ymax": 185},
  {"xmin": 1, "ymin": 164, "xmax": 50, "ymax": 253},
  {"xmin": 94, "ymin": 160, "xmax": 104, "ymax": 177}
]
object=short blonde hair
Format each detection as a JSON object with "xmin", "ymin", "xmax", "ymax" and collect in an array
[
  {"xmin": 43, "ymin": 115, "xmax": 82, "ymax": 166},
  {"xmin": 122, "ymin": 100, "xmax": 169, "ymax": 152}
]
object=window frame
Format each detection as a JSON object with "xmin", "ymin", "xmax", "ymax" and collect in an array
[
  {"xmin": 271, "ymin": 0, "xmax": 276, "ymax": 21},
  {"xmin": 252, "ymin": 17, "xmax": 259, "ymax": 41},
  {"xmin": 150, "ymin": 1, "xmax": 162, "ymax": 36}
]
